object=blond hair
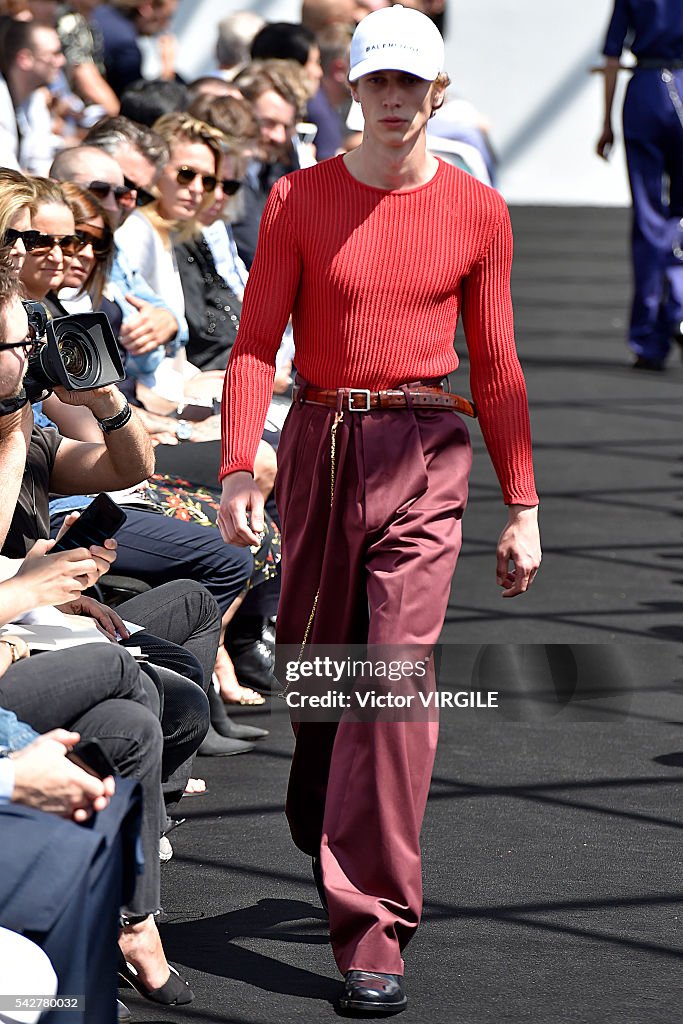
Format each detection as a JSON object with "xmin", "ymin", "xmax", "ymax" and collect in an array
[{"xmin": 0, "ymin": 167, "xmax": 36, "ymax": 241}]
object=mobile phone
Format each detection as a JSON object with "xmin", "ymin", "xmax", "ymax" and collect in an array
[
  {"xmin": 68, "ymin": 737, "xmax": 116, "ymax": 779},
  {"xmin": 52, "ymin": 493, "xmax": 127, "ymax": 552}
]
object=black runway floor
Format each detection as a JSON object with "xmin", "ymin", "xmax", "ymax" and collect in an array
[{"xmin": 125, "ymin": 207, "xmax": 683, "ymax": 1024}]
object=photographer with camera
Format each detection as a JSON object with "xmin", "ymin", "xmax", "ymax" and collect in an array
[{"xmin": 1, "ymin": 176, "xmax": 154, "ymax": 551}]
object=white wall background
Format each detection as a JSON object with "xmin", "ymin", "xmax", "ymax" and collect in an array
[{"xmin": 171, "ymin": 0, "xmax": 632, "ymax": 206}]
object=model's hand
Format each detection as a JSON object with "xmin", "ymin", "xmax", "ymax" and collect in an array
[
  {"xmin": 496, "ymin": 505, "xmax": 541, "ymax": 597},
  {"xmin": 16, "ymin": 540, "xmax": 96, "ymax": 606},
  {"xmin": 218, "ymin": 472, "xmax": 265, "ymax": 547},
  {"xmin": 55, "ymin": 513, "xmax": 119, "ymax": 584},
  {"xmin": 596, "ymin": 126, "xmax": 614, "ymax": 160},
  {"xmin": 55, "ymin": 594, "xmax": 129, "ymax": 641},
  {"xmin": 10, "ymin": 729, "xmax": 115, "ymax": 821},
  {"xmin": 119, "ymin": 296, "xmax": 177, "ymax": 355}
]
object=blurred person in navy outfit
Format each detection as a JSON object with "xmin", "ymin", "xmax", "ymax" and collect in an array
[{"xmin": 598, "ymin": 0, "xmax": 683, "ymax": 370}]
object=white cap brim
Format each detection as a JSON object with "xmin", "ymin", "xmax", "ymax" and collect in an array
[{"xmin": 349, "ymin": 54, "xmax": 441, "ymax": 83}]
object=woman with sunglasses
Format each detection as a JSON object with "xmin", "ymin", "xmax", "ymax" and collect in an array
[
  {"xmin": 0, "ymin": 167, "xmax": 37, "ymax": 272},
  {"xmin": 114, "ymin": 112, "xmax": 226, "ymax": 401},
  {"xmin": 175, "ymin": 135, "xmax": 247, "ymax": 371},
  {"xmin": 57, "ymin": 181, "xmax": 119, "ymax": 324},
  {"xmin": 18, "ymin": 177, "xmax": 81, "ymax": 303}
]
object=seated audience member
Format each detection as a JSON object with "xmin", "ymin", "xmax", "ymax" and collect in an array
[
  {"xmin": 57, "ymin": 0, "xmax": 120, "ymax": 116},
  {"xmin": 300, "ymin": 0, "xmax": 357, "ymax": 34},
  {"xmin": 113, "ymin": 111, "xmax": 225, "ymax": 401},
  {"xmin": 0, "ymin": 16, "xmax": 65, "ymax": 173},
  {"xmin": 214, "ymin": 10, "xmax": 264, "ymax": 81},
  {"xmin": 174, "ymin": 136, "xmax": 246, "ymax": 371},
  {"xmin": 232, "ymin": 59, "xmax": 308, "ymax": 268},
  {"xmin": 0, "ymin": 705, "xmax": 141, "ymax": 1024},
  {"xmin": 119, "ymin": 75, "xmax": 188, "ymax": 125},
  {"xmin": 92, "ymin": 0, "xmax": 178, "ymax": 98},
  {"xmin": 57, "ymin": 180, "xmax": 120, "ymax": 324},
  {"xmin": 49, "ymin": 137, "xmax": 184, "ymax": 381},
  {"xmin": 307, "ymin": 23, "xmax": 353, "ymax": 160}
]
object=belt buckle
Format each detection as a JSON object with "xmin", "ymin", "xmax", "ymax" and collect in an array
[{"xmin": 347, "ymin": 388, "xmax": 371, "ymax": 412}]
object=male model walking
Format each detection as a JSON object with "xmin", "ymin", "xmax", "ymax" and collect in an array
[{"xmin": 219, "ymin": 6, "xmax": 541, "ymax": 1014}]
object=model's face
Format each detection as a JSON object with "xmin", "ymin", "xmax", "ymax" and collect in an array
[
  {"xmin": 253, "ymin": 90, "xmax": 296, "ymax": 163},
  {"xmin": 0, "ymin": 297, "xmax": 30, "ymax": 399},
  {"xmin": 5, "ymin": 206, "xmax": 32, "ymax": 272},
  {"xmin": 62, "ymin": 214, "xmax": 106, "ymax": 292},
  {"xmin": 352, "ymin": 70, "xmax": 440, "ymax": 149},
  {"xmin": 19, "ymin": 202, "xmax": 76, "ymax": 299},
  {"xmin": 156, "ymin": 140, "xmax": 217, "ymax": 222}
]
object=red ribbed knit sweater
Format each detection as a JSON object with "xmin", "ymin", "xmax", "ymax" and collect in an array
[{"xmin": 220, "ymin": 155, "xmax": 538, "ymax": 505}]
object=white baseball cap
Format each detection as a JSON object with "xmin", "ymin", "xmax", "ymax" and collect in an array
[{"xmin": 348, "ymin": 5, "xmax": 445, "ymax": 84}]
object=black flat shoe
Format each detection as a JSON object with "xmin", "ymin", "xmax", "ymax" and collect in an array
[
  {"xmin": 338, "ymin": 971, "xmax": 407, "ymax": 1015},
  {"xmin": 311, "ymin": 855, "xmax": 328, "ymax": 915},
  {"xmin": 197, "ymin": 724, "xmax": 255, "ymax": 756},
  {"xmin": 212, "ymin": 716, "xmax": 269, "ymax": 741},
  {"xmin": 118, "ymin": 960, "xmax": 194, "ymax": 1005}
]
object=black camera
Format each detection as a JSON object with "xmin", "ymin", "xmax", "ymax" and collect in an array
[{"xmin": 22, "ymin": 300, "xmax": 125, "ymax": 403}]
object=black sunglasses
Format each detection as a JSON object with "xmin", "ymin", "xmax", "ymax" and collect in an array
[
  {"xmin": 26, "ymin": 232, "xmax": 82, "ymax": 257},
  {"xmin": 221, "ymin": 178, "xmax": 242, "ymax": 196},
  {"xmin": 175, "ymin": 166, "xmax": 217, "ymax": 192},
  {"xmin": 123, "ymin": 176, "xmax": 156, "ymax": 208},
  {"xmin": 87, "ymin": 180, "xmax": 136, "ymax": 207},
  {"xmin": 75, "ymin": 227, "xmax": 113, "ymax": 259},
  {"xmin": 2, "ymin": 228, "xmax": 45, "ymax": 252}
]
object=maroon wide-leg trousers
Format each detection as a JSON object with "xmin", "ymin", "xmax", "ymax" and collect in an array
[{"xmin": 274, "ymin": 399, "xmax": 472, "ymax": 975}]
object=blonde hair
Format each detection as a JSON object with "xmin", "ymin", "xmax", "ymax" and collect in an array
[
  {"xmin": 0, "ymin": 167, "xmax": 36, "ymax": 241},
  {"xmin": 149, "ymin": 113, "xmax": 228, "ymax": 239},
  {"xmin": 29, "ymin": 176, "xmax": 71, "ymax": 213}
]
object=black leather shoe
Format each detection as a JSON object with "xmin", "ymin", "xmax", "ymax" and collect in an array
[
  {"xmin": 311, "ymin": 855, "xmax": 328, "ymax": 915},
  {"xmin": 229, "ymin": 640, "xmax": 281, "ymax": 695},
  {"xmin": 338, "ymin": 972, "xmax": 407, "ymax": 1015}
]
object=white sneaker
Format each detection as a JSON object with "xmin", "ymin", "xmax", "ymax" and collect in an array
[{"xmin": 159, "ymin": 836, "xmax": 173, "ymax": 862}]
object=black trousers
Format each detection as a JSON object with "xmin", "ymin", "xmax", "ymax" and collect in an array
[{"xmin": 0, "ymin": 645, "xmax": 162, "ymax": 919}]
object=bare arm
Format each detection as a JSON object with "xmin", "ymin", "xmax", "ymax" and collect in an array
[
  {"xmin": 48, "ymin": 385, "xmax": 154, "ymax": 495},
  {"xmin": 70, "ymin": 61, "xmax": 120, "ymax": 116},
  {"xmin": 597, "ymin": 57, "xmax": 620, "ymax": 159}
]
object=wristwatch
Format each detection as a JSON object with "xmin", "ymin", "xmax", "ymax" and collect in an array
[
  {"xmin": 175, "ymin": 419, "xmax": 193, "ymax": 441},
  {"xmin": 0, "ymin": 638, "xmax": 23, "ymax": 662}
]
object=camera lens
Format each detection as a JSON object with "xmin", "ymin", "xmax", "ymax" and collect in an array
[{"xmin": 57, "ymin": 332, "xmax": 93, "ymax": 381}]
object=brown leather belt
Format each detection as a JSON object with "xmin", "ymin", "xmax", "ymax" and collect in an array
[{"xmin": 293, "ymin": 384, "xmax": 477, "ymax": 418}]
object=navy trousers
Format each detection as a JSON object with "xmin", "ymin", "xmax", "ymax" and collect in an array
[
  {"xmin": 0, "ymin": 780, "xmax": 141, "ymax": 1024},
  {"xmin": 623, "ymin": 67, "xmax": 683, "ymax": 360}
]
